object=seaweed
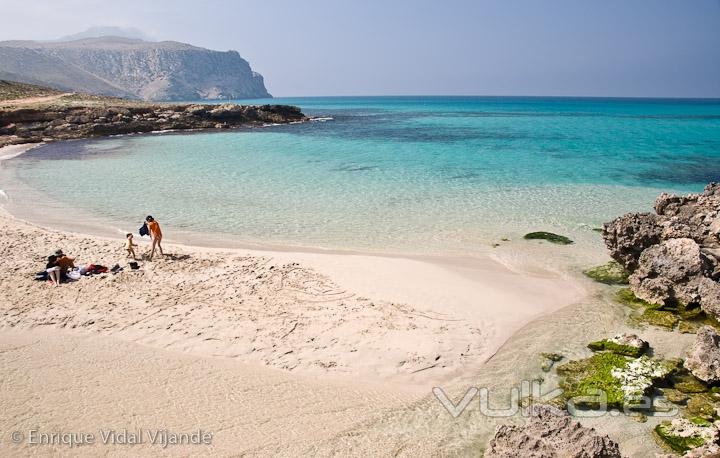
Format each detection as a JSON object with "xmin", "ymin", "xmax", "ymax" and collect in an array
[
  {"xmin": 640, "ymin": 309, "xmax": 679, "ymax": 329},
  {"xmin": 616, "ymin": 288, "xmax": 653, "ymax": 309},
  {"xmin": 557, "ymin": 353, "xmax": 675, "ymax": 409},
  {"xmin": 583, "ymin": 261, "xmax": 630, "ymax": 285},
  {"xmin": 655, "ymin": 419, "xmax": 716, "ymax": 453},
  {"xmin": 686, "ymin": 393, "xmax": 719, "ymax": 420},
  {"xmin": 587, "ymin": 339, "xmax": 647, "ymax": 358},
  {"xmin": 523, "ymin": 231, "xmax": 574, "ymax": 245},
  {"xmin": 557, "ymin": 353, "xmax": 629, "ymax": 408}
]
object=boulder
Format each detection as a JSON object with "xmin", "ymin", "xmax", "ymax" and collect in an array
[
  {"xmin": 602, "ymin": 213, "xmax": 662, "ymax": 270},
  {"xmin": 683, "ymin": 442, "xmax": 720, "ymax": 458},
  {"xmin": 485, "ymin": 404, "xmax": 622, "ymax": 457},
  {"xmin": 629, "ymin": 238, "xmax": 711, "ymax": 306},
  {"xmin": 603, "ymin": 185, "xmax": 720, "ymax": 316},
  {"xmin": 685, "ymin": 326, "xmax": 720, "ymax": 384}
]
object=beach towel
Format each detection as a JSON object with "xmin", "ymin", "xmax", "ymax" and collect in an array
[{"xmin": 86, "ymin": 264, "xmax": 109, "ymax": 275}]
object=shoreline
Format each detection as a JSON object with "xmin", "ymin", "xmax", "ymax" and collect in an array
[
  {"xmin": 0, "ymin": 142, "xmax": 593, "ymax": 387},
  {"xmin": 0, "ymin": 142, "xmax": 690, "ymax": 457}
]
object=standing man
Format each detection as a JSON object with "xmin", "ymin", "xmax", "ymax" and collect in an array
[{"xmin": 145, "ymin": 215, "xmax": 164, "ymax": 260}]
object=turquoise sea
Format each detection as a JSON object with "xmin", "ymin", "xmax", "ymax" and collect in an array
[{"xmin": 7, "ymin": 96, "xmax": 720, "ymax": 255}]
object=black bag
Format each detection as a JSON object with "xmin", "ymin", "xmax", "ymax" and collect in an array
[{"xmin": 139, "ymin": 222, "xmax": 149, "ymax": 237}]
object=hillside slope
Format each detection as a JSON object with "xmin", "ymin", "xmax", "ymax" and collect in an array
[{"xmin": 0, "ymin": 37, "xmax": 270, "ymax": 101}]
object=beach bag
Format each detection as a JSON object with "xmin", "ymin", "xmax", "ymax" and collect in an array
[{"xmin": 139, "ymin": 222, "xmax": 149, "ymax": 237}]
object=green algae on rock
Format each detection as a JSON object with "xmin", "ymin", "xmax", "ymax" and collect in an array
[
  {"xmin": 583, "ymin": 261, "xmax": 630, "ymax": 285},
  {"xmin": 523, "ymin": 231, "xmax": 574, "ymax": 245},
  {"xmin": 557, "ymin": 353, "xmax": 674, "ymax": 409},
  {"xmin": 540, "ymin": 352, "xmax": 564, "ymax": 372},
  {"xmin": 640, "ymin": 309, "xmax": 680, "ymax": 329},
  {"xmin": 673, "ymin": 374, "xmax": 710, "ymax": 394},
  {"xmin": 587, "ymin": 335, "xmax": 648, "ymax": 358},
  {"xmin": 616, "ymin": 288, "xmax": 653, "ymax": 309},
  {"xmin": 686, "ymin": 393, "xmax": 720, "ymax": 420},
  {"xmin": 557, "ymin": 353, "xmax": 628, "ymax": 408},
  {"xmin": 654, "ymin": 418, "xmax": 719, "ymax": 454},
  {"xmin": 663, "ymin": 388, "xmax": 689, "ymax": 404},
  {"xmin": 680, "ymin": 320, "xmax": 704, "ymax": 334}
]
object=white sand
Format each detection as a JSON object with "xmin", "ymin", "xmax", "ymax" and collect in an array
[{"xmin": 0, "ymin": 143, "xmax": 594, "ymax": 456}]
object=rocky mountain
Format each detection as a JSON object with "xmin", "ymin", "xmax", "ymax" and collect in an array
[{"xmin": 0, "ymin": 36, "xmax": 270, "ymax": 101}]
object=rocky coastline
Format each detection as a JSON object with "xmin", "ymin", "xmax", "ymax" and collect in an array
[
  {"xmin": 486, "ymin": 183, "xmax": 720, "ymax": 457},
  {"xmin": 0, "ymin": 102, "xmax": 307, "ymax": 148}
]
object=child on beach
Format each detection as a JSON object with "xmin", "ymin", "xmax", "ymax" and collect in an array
[{"xmin": 125, "ymin": 233, "xmax": 138, "ymax": 260}]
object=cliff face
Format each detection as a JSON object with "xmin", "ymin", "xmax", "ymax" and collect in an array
[{"xmin": 0, "ymin": 37, "xmax": 271, "ymax": 101}]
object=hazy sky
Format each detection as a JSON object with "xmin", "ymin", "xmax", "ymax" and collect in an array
[{"xmin": 1, "ymin": 0, "xmax": 719, "ymax": 97}]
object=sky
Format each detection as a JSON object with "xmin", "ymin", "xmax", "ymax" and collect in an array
[{"xmin": 0, "ymin": 0, "xmax": 719, "ymax": 97}]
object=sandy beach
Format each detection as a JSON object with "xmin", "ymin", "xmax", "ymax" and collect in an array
[
  {"xmin": 0, "ymin": 142, "xmax": 605, "ymax": 455},
  {"xmin": 1, "ymin": 6, "xmax": 717, "ymax": 455}
]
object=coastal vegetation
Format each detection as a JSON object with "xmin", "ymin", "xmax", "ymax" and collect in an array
[{"xmin": 0, "ymin": 79, "xmax": 61, "ymax": 101}]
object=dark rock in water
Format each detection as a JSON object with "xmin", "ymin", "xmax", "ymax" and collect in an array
[
  {"xmin": 603, "ymin": 184, "xmax": 720, "ymax": 320},
  {"xmin": 523, "ymin": 231, "xmax": 574, "ymax": 245},
  {"xmin": 685, "ymin": 326, "xmax": 720, "ymax": 384},
  {"xmin": 0, "ymin": 102, "xmax": 306, "ymax": 147},
  {"xmin": 485, "ymin": 404, "xmax": 622, "ymax": 457}
]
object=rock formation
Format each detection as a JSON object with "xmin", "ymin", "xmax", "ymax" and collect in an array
[
  {"xmin": 485, "ymin": 404, "xmax": 623, "ymax": 457},
  {"xmin": 0, "ymin": 36, "xmax": 270, "ymax": 101},
  {"xmin": 685, "ymin": 326, "xmax": 720, "ymax": 384},
  {"xmin": 602, "ymin": 184, "xmax": 720, "ymax": 319},
  {"xmin": 0, "ymin": 102, "xmax": 305, "ymax": 147},
  {"xmin": 682, "ymin": 442, "xmax": 720, "ymax": 458}
]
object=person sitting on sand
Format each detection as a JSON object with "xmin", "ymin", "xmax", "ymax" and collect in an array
[
  {"xmin": 145, "ymin": 215, "xmax": 164, "ymax": 260},
  {"xmin": 46, "ymin": 255, "xmax": 61, "ymax": 287},
  {"xmin": 125, "ymin": 233, "xmax": 138, "ymax": 260},
  {"xmin": 54, "ymin": 249, "xmax": 75, "ymax": 272}
]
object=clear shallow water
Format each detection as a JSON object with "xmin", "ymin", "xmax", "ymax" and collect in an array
[{"xmin": 6, "ymin": 96, "xmax": 720, "ymax": 255}]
